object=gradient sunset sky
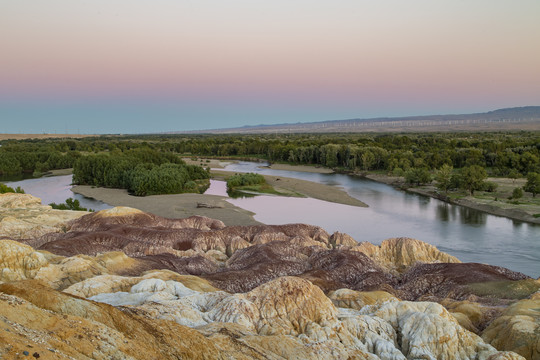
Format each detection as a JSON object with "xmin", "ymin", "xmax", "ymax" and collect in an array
[{"xmin": 1, "ymin": 1, "xmax": 539, "ymax": 134}]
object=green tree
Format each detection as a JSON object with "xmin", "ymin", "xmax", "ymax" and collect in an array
[
  {"xmin": 523, "ymin": 172, "xmax": 540, "ymax": 197},
  {"xmin": 361, "ymin": 151, "xmax": 375, "ymax": 171},
  {"xmin": 435, "ymin": 164, "xmax": 453, "ymax": 194},
  {"xmin": 460, "ymin": 165, "xmax": 487, "ymax": 195},
  {"xmin": 404, "ymin": 167, "xmax": 431, "ymax": 186}
]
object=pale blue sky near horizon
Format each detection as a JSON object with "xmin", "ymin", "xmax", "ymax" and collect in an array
[{"xmin": 1, "ymin": 0, "xmax": 539, "ymax": 134}]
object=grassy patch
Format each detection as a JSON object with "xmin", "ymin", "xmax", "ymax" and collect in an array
[
  {"xmin": 229, "ymin": 183, "xmax": 289, "ymax": 197},
  {"xmin": 466, "ymin": 279, "xmax": 540, "ymax": 300},
  {"xmin": 226, "ymin": 172, "xmax": 301, "ymax": 198}
]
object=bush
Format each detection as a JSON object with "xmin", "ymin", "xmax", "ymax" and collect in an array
[
  {"xmin": 49, "ymin": 198, "xmax": 93, "ymax": 211},
  {"xmin": 509, "ymin": 187, "xmax": 523, "ymax": 200},
  {"xmin": 0, "ymin": 183, "xmax": 25, "ymax": 194},
  {"xmin": 482, "ymin": 181, "xmax": 498, "ymax": 192},
  {"xmin": 227, "ymin": 173, "xmax": 266, "ymax": 190},
  {"xmin": 392, "ymin": 167, "xmax": 404, "ymax": 177}
]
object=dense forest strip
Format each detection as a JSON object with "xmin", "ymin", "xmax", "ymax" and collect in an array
[
  {"xmin": 1, "ymin": 132, "xmax": 539, "ymax": 198},
  {"xmin": 2, "ymin": 132, "xmax": 539, "ymax": 176}
]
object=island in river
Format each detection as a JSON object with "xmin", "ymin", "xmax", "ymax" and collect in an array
[{"xmin": 72, "ymin": 165, "xmax": 366, "ymax": 226}]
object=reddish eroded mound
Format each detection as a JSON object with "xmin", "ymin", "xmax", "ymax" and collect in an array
[
  {"xmin": 69, "ymin": 207, "xmax": 226, "ymax": 232},
  {"xmin": 397, "ymin": 262, "xmax": 530, "ymax": 302},
  {"xmin": 15, "ymin": 206, "xmax": 531, "ymax": 304},
  {"xmin": 28, "ymin": 214, "xmax": 330, "ymax": 257},
  {"xmin": 301, "ymin": 250, "xmax": 396, "ymax": 292},
  {"xmin": 204, "ymin": 241, "xmax": 314, "ymax": 292}
]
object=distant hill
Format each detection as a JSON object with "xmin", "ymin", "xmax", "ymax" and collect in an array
[{"xmin": 180, "ymin": 106, "xmax": 540, "ymax": 134}]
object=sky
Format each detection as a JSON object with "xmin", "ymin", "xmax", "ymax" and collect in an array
[{"xmin": 1, "ymin": 0, "xmax": 539, "ymax": 134}]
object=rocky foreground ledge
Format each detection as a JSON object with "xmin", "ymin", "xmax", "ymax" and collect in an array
[{"xmin": 1, "ymin": 193, "xmax": 539, "ymax": 360}]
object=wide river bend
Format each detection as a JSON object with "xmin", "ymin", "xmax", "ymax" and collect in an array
[{"xmin": 6, "ymin": 162, "xmax": 539, "ymax": 277}]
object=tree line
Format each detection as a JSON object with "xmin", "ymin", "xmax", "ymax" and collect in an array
[
  {"xmin": 1, "ymin": 132, "xmax": 539, "ymax": 196},
  {"xmin": 2, "ymin": 132, "xmax": 539, "ymax": 177}
]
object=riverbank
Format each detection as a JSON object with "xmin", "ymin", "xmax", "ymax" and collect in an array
[
  {"xmin": 262, "ymin": 163, "xmax": 334, "ymax": 173},
  {"xmin": 183, "ymin": 157, "xmax": 335, "ymax": 174},
  {"xmin": 364, "ymin": 173, "xmax": 540, "ymax": 225},
  {"xmin": 211, "ymin": 169, "xmax": 367, "ymax": 207},
  {"xmin": 72, "ymin": 186, "xmax": 262, "ymax": 226},
  {"xmin": 182, "ymin": 157, "xmax": 234, "ymax": 169}
]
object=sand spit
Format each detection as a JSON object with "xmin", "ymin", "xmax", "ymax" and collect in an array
[
  {"xmin": 262, "ymin": 163, "xmax": 335, "ymax": 173},
  {"xmin": 72, "ymin": 186, "xmax": 261, "ymax": 226},
  {"xmin": 211, "ymin": 170, "xmax": 367, "ymax": 208}
]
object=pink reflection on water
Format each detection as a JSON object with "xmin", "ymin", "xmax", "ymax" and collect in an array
[
  {"xmin": 227, "ymin": 195, "xmax": 370, "ymax": 241},
  {"xmin": 204, "ymin": 180, "xmax": 228, "ymax": 196}
]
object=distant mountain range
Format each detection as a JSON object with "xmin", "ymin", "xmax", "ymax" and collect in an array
[{"xmin": 178, "ymin": 106, "xmax": 540, "ymax": 134}]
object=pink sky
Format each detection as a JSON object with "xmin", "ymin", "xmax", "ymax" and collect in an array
[{"xmin": 1, "ymin": 1, "xmax": 539, "ymax": 132}]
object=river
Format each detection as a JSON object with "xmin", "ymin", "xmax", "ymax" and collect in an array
[
  {"xmin": 4, "ymin": 175, "xmax": 112, "ymax": 212},
  {"xmin": 5, "ymin": 164, "xmax": 539, "ymax": 277},
  {"xmin": 217, "ymin": 162, "xmax": 540, "ymax": 277}
]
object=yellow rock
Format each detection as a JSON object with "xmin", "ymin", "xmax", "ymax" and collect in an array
[
  {"xmin": 94, "ymin": 206, "xmax": 144, "ymax": 217},
  {"xmin": 0, "ymin": 280, "xmax": 224, "ymax": 360},
  {"xmin": 352, "ymin": 237, "xmax": 460, "ymax": 272},
  {"xmin": 328, "ymin": 288, "xmax": 398, "ymax": 310},
  {"xmin": 0, "ymin": 193, "xmax": 87, "ymax": 239},
  {"xmin": 0, "ymin": 239, "xmax": 48, "ymax": 282},
  {"xmin": 482, "ymin": 298, "xmax": 540, "ymax": 360},
  {"xmin": 247, "ymin": 276, "xmax": 338, "ymax": 336}
]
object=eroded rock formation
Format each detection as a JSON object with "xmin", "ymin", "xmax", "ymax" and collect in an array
[
  {"xmin": 0, "ymin": 193, "xmax": 87, "ymax": 239},
  {"xmin": 0, "ymin": 194, "xmax": 538, "ymax": 359}
]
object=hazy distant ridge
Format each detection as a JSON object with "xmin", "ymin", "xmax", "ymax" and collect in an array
[{"xmin": 180, "ymin": 106, "xmax": 540, "ymax": 134}]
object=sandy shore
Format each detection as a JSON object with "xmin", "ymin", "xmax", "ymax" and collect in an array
[
  {"xmin": 72, "ymin": 186, "xmax": 262, "ymax": 226},
  {"xmin": 262, "ymin": 163, "xmax": 334, "ymax": 174},
  {"xmin": 46, "ymin": 168, "xmax": 74, "ymax": 176},
  {"xmin": 211, "ymin": 170, "xmax": 367, "ymax": 207}
]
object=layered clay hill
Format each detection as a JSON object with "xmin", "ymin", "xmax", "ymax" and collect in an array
[{"xmin": 1, "ymin": 193, "xmax": 539, "ymax": 360}]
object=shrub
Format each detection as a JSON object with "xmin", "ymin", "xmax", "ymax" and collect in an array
[
  {"xmin": 392, "ymin": 167, "xmax": 404, "ymax": 177},
  {"xmin": 227, "ymin": 173, "xmax": 266, "ymax": 190},
  {"xmin": 482, "ymin": 181, "xmax": 498, "ymax": 192},
  {"xmin": 509, "ymin": 187, "xmax": 523, "ymax": 200},
  {"xmin": 0, "ymin": 183, "xmax": 25, "ymax": 194},
  {"xmin": 49, "ymin": 198, "xmax": 93, "ymax": 211}
]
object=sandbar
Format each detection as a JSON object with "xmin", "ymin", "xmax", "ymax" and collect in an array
[
  {"xmin": 72, "ymin": 186, "xmax": 262, "ymax": 226},
  {"xmin": 211, "ymin": 170, "xmax": 367, "ymax": 207},
  {"xmin": 182, "ymin": 157, "xmax": 234, "ymax": 169},
  {"xmin": 72, "ymin": 170, "xmax": 367, "ymax": 226},
  {"xmin": 262, "ymin": 163, "xmax": 334, "ymax": 174}
]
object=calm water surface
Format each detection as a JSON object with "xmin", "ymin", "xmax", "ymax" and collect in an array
[
  {"xmin": 5, "ymin": 175, "xmax": 112, "ymax": 211},
  {"xmin": 219, "ymin": 162, "xmax": 540, "ymax": 277},
  {"xmin": 6, "ymin": 166, "xmax": 539, "ymax": 277}
]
